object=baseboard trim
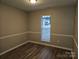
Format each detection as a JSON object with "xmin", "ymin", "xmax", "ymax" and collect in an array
[
  {"xmin": 71, "ymin": 51, "xmax": 75, "ymax": 59},
  {"xmin": 29, "ymin": 41, "xmax": 72, "ymax": 51},
  {"xmin": 0, "ymin": 40, "xmax": 72, "ymax": 56},
  {"xmin": 72, "ymin": 37, "xmax": 78, "ymax": 48},
  {"xmin": 0, "ymin": 41, "xmax": 30, "ymax": 56}
]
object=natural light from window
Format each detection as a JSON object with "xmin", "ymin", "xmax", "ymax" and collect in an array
[{"xmin": 41, "ymin": 16, "xmax": 51, "ymax": 42}]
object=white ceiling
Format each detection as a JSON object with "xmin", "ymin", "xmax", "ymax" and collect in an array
[{"xmin": 1, "ymin": 0, "xmax": 77, "ymax": 11}]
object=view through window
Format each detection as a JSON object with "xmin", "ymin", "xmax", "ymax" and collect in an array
[{"xmin": 41, "ymin": 16, "xmax": 51, "ymax": 42}]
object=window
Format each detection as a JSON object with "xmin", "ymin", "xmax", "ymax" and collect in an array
[{"xmin": 41, "ymin": 16, "xmax": 51, "ymax": 42}]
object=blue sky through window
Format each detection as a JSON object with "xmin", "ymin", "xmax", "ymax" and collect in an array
[{"xmin": 41, "ymin": 16, "xmax": 51, "ymax": 42}]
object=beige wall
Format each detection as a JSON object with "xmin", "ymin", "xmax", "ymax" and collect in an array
[
  {"xmin": 74, "ymin": 6, "xmax": 78, "ymax": 45},
  {"xmin": 73, "ymin": 5, "xmax": 78, "ymax": 59},
  {"xmin": 28, "ymin": 6, "xmax": 75, "ymax": 49},
  {"xmin": 0, "ymin": 4, "xmax": 76, "ymax": 54},
  {"xmin": 0, "ymin": 4, "xmax": 28, "ymax": 53},
  {"xmin": 28, "ymin": 6, "xmax": 75, "ymax": 35}
]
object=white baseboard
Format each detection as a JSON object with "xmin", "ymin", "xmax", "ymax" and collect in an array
[
  {"xmin": 72, "ymin": 37, "xmax": 78, "ymax": 48},
  {"xmin": 71, "ymin": 51, "xmax": 75, "ymax": 59},
  {"xmin": 0, "ymin": 40, "xmax": 72, "ymax": 56},
  {"xmin": 29, "ymin": 41, "xmax": 72, "ymax": 51},
  {"xmin": 0, "ymin": 41, "xmax": 30, "ymax": 56}
]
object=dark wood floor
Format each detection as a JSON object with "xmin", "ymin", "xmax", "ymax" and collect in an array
[{"xmin": 0, "ymin": 42, "xmax": 72, "ymax": 59}]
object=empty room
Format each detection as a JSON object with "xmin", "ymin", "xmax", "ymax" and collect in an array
[{"xmin": 0, "ymin": 0, "xmax": 78, "ymax": 59}]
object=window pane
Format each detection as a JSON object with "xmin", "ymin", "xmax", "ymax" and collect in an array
[{"xmin": 41, "ymin": 16, "xmax": 51, "ymax": 42}]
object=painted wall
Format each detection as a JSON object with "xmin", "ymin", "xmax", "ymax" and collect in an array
[
  {"xmin": 0, "ymin": 4, "xmax": 76, "ymax": 54},
  {"xmin": 28, "ymin": 6, "xmax": 75, "ymax": 49},
  {"xmin": 73, "ymin": 5, "xmax": 78, "ymax": 59},
  {"xmin": 74, "ymin": 6, "xmax": 78, "ymax": 45},
  {"xmin": 0, "ymin": 4, "xmax": 28, "ymax": 53}
]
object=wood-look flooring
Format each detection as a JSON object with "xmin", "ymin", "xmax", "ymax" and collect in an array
[{"xmin": 0, "ymin": 42, "xmax": 72, "ymax": 59}]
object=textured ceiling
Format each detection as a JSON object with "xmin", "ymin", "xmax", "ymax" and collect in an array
[{"xmin": 1, "ymin": 0, "xmax": 77, "ymax": 11}]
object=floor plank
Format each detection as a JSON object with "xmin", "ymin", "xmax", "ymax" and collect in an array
[{"xmin": 0, "ymin": 42, "xmax": 72, "ymax": 59}]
